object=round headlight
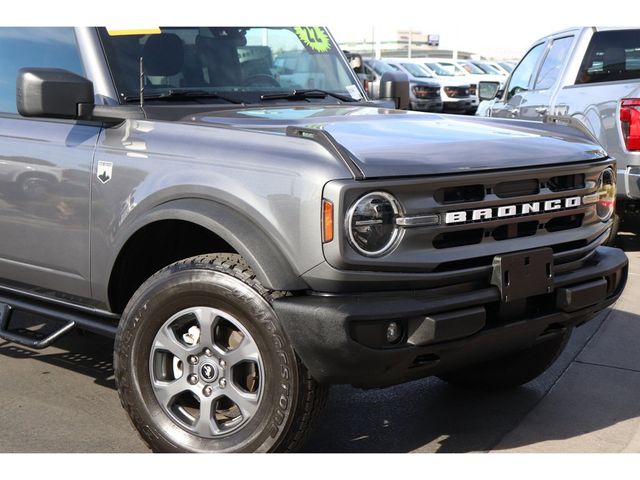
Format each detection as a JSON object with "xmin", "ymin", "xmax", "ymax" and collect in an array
[
  {"xmin": 596, "ymin": 168, "xmax": 616, "ymax": 221},
  {"xmin": 346, "ymin": 192, "xmax": 402, "ymax": 257}
]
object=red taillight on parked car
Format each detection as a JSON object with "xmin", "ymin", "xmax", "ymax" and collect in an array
[{"xmin": 620, "ymin": 98, "xmax": 640, "ymax": 151}]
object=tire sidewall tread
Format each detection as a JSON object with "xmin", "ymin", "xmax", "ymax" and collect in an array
[{"xmin": 114, "ymin": 253, "xmax": 325, "ymax": 453}]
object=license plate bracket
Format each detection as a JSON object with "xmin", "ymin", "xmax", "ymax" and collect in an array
[{"xmin": 490, "ymin": 248, "xmax": 554, "ymax": 302}]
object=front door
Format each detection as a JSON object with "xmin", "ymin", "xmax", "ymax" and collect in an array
[
  {"xmin": 517, "ymin": 35, "xmax": 575, "ymax": 121},
  {"xmin": 0, "ymin": 28, "xmax": 99, "ymax": 299},
  {"xmin": 490, "ymin": 42, "xmax": 547, "ymax": 119}
]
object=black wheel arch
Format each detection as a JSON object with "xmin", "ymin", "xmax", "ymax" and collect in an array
[{"xmin": 104, "ymin": 198, "xmax": 308, "ymax": 312}]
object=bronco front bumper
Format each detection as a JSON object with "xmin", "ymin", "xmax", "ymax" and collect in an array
[{"xmin": 273, "ymin": 246, "xmax": 628, "ymax": 388}]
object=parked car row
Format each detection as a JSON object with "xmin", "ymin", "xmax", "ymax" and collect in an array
[{"xmin": 353, "ymin": 55, "xmax": 512, "ymax": 115}]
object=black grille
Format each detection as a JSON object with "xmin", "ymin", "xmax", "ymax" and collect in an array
[
  {"xmin": 444, "ymin": 86, "xmax": 469, "ymax": 98},
  {"xmin": 547, "ymin": 174, "xmax": 586, "ymax": 192},
  {"xmin": 492, "ymin": 221, "xmax": 539, "ymax": 241},
  {"xmin": 433, "ymin": 229, "xmax": 484, "ymax": 249},
  {"xmin": 429, "ymin": 169, "xmax": 595, "ymax": 250},
  {"xmin": 432, "ymin": 210, "xmax": 585, "ymax": 249},
  {"xmin": 432, "ymin": 238, "xmax": 592, "ymax": 273},
  {"xmin": 494, "ymin": 179, "xmax": 539, "ymax": 198},
  {"xmin": 426, "ymin": 87, "xmax": 440, "ymax": 99},
  {"xmin": 434, "ymin": 184, "xmax": 485, "ymax": 204},
  {"xmin": 546, "ymin": 214, "xmax": 584, "ymax": 232}
]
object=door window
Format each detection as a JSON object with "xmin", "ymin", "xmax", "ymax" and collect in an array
[
  {"xmin": 534, "ymin": 36, "xmax": 573, "ymax": 90},
  {"xmin": 0, "ymin": 28, "xmax": 84, "ymax": 114},
  {"xmin": 506, "ymin": 43, "xmax": 545, "ymax": 99}
]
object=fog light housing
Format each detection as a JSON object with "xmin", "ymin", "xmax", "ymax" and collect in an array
[{"xmin": 386, "ymin": 322, "xmax": 402, "ymax": 344}]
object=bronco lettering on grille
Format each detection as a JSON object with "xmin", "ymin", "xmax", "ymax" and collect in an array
[{"xmin": 444, "ymin": 196, "xmax": 581, "ymax": 224}]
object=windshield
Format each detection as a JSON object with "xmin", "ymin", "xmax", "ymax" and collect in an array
[
  {"xmin": 476, "ymin": 62, "xmax": 501, "ymax": 74},
  {"xmin": 499, "ymin": 62, "xmax": 514, "ymax": 73},
  {"xmin": 425, "ymin": 62, "xmax": 453, "ymax": 76},
  {"xmin": 97, "ymin": 27, "xmax": 362, "ymax": 103},
  {"xmin": 437, "ymin": 61, "xmax": 467, "ymax": 76},
  {"xmin": 462, "ymin": 62, "xmax": 485, "ymax": 74},
  {"xmin": 365, "ymin": 59, "xmax": 397, "ymax": 75},
  {"xmin": 400, "ymin": 62, "xmax": 432, "ymax": 78}
]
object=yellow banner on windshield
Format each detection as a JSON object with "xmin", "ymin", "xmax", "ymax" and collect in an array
[
  {"xmin": 106, "ymin": 28, "xmax": 161, "ymax": 36},
  {"xmin": 293, "ymin": 27, "xmax": 332, "ymax": 53}
]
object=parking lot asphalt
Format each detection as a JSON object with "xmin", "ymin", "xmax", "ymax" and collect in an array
[{"xmin": 0, "ymin": 215, "xmax": 639, "ymax": 453}]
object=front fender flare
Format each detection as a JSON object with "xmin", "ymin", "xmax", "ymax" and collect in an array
[{"xmin": 106, "ymin": 197, "xmax": 308, "ymax": 297}]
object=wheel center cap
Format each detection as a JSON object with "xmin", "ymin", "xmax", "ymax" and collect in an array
[{"xmin": 200, "ymin": 363, "xmax": 218, "ymax": 383}]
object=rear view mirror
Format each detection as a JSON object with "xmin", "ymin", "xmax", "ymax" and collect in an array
[
  {"xmin": 478, "ymin": 81, "xmax": 501, "ymax": 101},
  {"xmin": 16, "ymin": 68, "xmax": 94, "ymax": 119}
]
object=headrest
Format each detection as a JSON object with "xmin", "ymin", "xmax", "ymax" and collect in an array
[{"xmin": 143, "ymin": 33, "xmax": 184, "ymax": 76}]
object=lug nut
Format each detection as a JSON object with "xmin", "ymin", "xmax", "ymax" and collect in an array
[
  {"xmin": 203, "ymin": 386, "xmax": 213, "ymax": 397},
  {"xmin": 204, "ymin": 348, "xmax": 213, "ymax": 357},
  {"xmin": 219, "ymin": 359, "xmax": 226, "ymax": 368},
  {"xmin": 187, "ymin": 374, "xmax": 199, "ymax": 385},
  {"xmin": 187, "ymin": 355, "xmax": 199, "ymax": 365},
  {"xmin": 219, "ymin": 378, "xmax": 227, "ymax": 388}
]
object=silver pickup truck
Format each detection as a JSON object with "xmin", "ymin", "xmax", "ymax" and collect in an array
[{"xmin": 479, "ymin": 27, "xmax": 640, "ymax": 211}]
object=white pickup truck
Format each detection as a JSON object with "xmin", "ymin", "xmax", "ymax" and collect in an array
[{"xmin": 478, "ymin": 27, "xmax": 640, "ymax": 212}]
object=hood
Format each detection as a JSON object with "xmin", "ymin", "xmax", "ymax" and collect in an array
[
  {"xmin": 429, "ymin": 76, "xmax": 471, "ymax": 87},
  {"xmin": 463, "ymin": 73, "xmax": 506, "ymax": 87},
  {"xmin": 184, "ymin": 105, "xmax": 607, "ymax": 179}
]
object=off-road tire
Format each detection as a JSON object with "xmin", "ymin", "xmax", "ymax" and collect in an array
[
  {"xmin": 114, "ymin": 253, "xmax": 327, "ymax": 452},
  {"xmin": 437, "ymin": 328, "xmax": 572, "ymax": 390}
]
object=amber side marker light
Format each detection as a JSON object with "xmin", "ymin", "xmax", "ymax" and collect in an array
[{"xmin": 322, "ymin": 199, "xmax": 334, "ymax": 243}]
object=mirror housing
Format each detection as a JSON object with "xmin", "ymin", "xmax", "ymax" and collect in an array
[
  {"xmin": 17, "ymin": 68, "xmax": 94, "ymax": 120},
  {"xmin": 478, "ymin": 81, "xmax": 501, "ymax": 101},
  {"xmin": 379, "ymin": 71, "xmax": 410, "ymax": 110}
]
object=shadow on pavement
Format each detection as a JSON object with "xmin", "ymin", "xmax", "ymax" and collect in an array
[
  {"xmin": 303, "ymin": 314, "xmax": 606, "ymax": 453},
  {"xmin": 0, "ymin": 311, "xmax": 116, "ymax": 390},
  {"xmin": 492, "ymin": 314, "xmax": 640, "ymax": 452},
  {"xmin": 303, "ymin": 377, "xmax": 544, "ymax": 453}
]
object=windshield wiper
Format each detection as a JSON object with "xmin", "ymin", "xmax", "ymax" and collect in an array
[
  {"xmin": 260, "ymin": 89, "xmax": 358, "ymax": 103},
  {"xmin": 124, "ymin": 89, "xmax": 245, "ymax": 104}
]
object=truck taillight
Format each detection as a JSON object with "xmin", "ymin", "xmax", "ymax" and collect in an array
[{"xmin": 620, "ymin": 98, "xmax": 640, "ymax": 151}]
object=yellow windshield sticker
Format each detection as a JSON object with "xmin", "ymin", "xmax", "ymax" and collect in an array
[
  {"xmin": 293, "ymin": 27, "xmax": 331, "ymax": 53},
  {"xmin": 106, "ymin": 28, "xmax": 162, "ymax": 36}
]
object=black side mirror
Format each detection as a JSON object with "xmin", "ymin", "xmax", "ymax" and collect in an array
[
  {"xmin": 17, "ymin": 68, "xmax": 94, "ymax": 119},
  {"xmin": 379, "ymin": 71, "xmax": 410, "ymax": 110},
  {"xmin": 478, "ymin": 81, "xmax": 501, "ymax": 101}
]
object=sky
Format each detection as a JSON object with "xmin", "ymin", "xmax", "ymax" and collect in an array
[
  {"xmin": 328, "ymin": 0, "xmax": 640, "ymax": 59},
  {"xmin": 2, "ymin": 0, "xmax": 638, "ymax": 61}
]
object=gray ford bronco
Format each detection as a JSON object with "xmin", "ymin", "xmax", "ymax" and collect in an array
[{"xmin": 0, "ymin": 26, "xmax": 629, "ymax": 452}]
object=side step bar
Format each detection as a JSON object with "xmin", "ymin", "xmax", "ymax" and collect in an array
[{"xmin": 0, "ymin": 292, "xmax": 118, "ymax": 350}]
